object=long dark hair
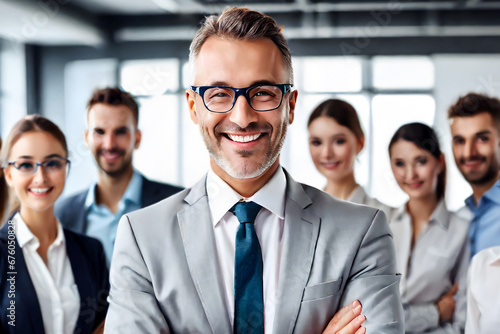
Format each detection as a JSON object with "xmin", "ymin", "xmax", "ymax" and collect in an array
[{"xmin": 388, "ymin": 122, "xmax": 446, "ymax": 200}]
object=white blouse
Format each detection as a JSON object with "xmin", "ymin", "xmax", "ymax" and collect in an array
[
  {"xmin": 466, "ymin": 246, "xmax": 500, "ymax": 334},
  {"xmin": 389, "ymin": 200, "xmax": 470, "ymax": 333},
  {"xmin": 14, "ymin": 213, "xmax": 80, "ymax": 334}
]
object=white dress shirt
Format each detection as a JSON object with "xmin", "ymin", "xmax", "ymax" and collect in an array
[
  {"xmin": 466, "ymin": 246, "xmax": 500, "ymax": 334},
  {"xmin": 14, "ymin": 213, "xmax": 80, "ymax": 334},
  {"xmin": 207, "ymin": 167, "xmax": 286, "ymax": 334},
  {"xmin": 389, "ymin": 200, "xmax": 469, "ymax": 333}
]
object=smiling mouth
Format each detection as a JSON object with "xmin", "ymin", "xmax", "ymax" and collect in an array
[
  {"xmin": 407, "ymin": 182, "xmax": 424, "ymax": 189},
  {"xmin": 321, "ymin": 161, "xmax": 341, "ymax": 169},
  {"xmin": 226, "ymin": 133, "xmax": 262, "ymax": 143},
  {"xmin": 29, "ymin": 187, "xmax": 53, "ymax": 195}
]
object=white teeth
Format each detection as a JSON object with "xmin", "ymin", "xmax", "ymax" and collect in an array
[
  {"xmin": 31, "ymin": 188, "xmax": 50, "ymax": 194},
  {"xmin": 227, "ymin": 134, "xmax": 261, "ymax": 143}
]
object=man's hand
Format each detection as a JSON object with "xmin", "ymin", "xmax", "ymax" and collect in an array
[
  {"xmin": 437, "ymin": 283, "xmax": 458, "ymax": 322},
  {"xmin": 322, "ymin": 300, "xmax": 366, "ymax": 334}
]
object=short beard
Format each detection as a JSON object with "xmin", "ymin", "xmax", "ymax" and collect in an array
[
  {"xmin": 465, "ymin": 162, "xmax": 500, "ymax": 186},
  {"xmin": 96, "ymin": 151, "xmax": 131, "ymax": 178},
  {"xmin": 209, "ymin": 147, "xmax": 280, "ymax": 179},
  {"xmin": 204, "ymin": 121, "xmax": 287, "ymax": 179}
]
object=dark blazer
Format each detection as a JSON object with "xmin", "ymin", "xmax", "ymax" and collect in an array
[
  {"xmin": 0, "ymin": 220, "xmax": 109, "ymax": 334},
  {"xmin": 54, "ymin": 174, "xmax": 183, "ymax": 234}
]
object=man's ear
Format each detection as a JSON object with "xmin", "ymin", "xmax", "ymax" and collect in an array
[
  {"xmin": 186, "ymin": 90, "xmax": 199, "ymax": 124},
  {"xmin": 134, "ymin": 129, "xmax": 142, "ymax": 149},
  {"xmin": 84, "ymin": 130, "xmax": 89, "ymax": 148},
  {"xmin": 287, "ymin": 90, "xmax": 298, "ymax": 125}
]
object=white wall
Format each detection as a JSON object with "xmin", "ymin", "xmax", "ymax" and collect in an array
[{"xmin": 0, "ymin": 41, "xmax": 27, "ymax": 139}]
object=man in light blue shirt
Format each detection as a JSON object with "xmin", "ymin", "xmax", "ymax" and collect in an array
[
  {"xmin": 85, "ymin": 170, "xmax": 142, "ymax": 264},
  {"xmin": 465, "ymin": 181, "xmax": 500, "ymax": 257},
  {"xmin": 448, "ymin": 93, "xmax": 500, "ymax": 257},
  {"xmin": 55, "ymin": 88, "xmax": 182, "ymax": 264}
]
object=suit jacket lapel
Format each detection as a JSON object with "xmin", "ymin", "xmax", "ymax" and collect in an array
[
  {"xmin": 2, "ymin": 223, "xmax": 46, "ymax": 334},
  {"xmin": 273, "ymin": 172, "xmax": 320, "ymax": 334},
  {"xmin": 177, "ymin": 176, "xmax": 231, "ymax": 334},
  {"xmin": 65, "ymin": 230, "xmax": 94, "ymax": 334}
]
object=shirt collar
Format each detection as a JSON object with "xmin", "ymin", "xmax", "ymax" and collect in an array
[
  {"xmin": 347, "ymin": 185, "xmax": 364, "ymax": 203},
  {"xmin": 393, "ymin": 199, "xmax": 450, "ymax": 229},
  {"xmin": 393, "ymin": 204, "xmax": 408, "ymax": 221},
  {"xmin": 483, "ymin": 177, "xmax": 500, "ymax": 205},
  {"xmin": 487, "ymin": 246, "xmax": 500, "ymax": 266},
  {"xmin": 122, "ymin": 171, "xmax": 143, "ymax": 206},
  {"xmin": 84, "ymin": 170, "xmax": 143, "ymax": 209},
  {"xmin": 14, "ymin": 212, "xmax": 65, "ymax": 249},
  {"xmin": 465, "ymin": 177, "xmax": 500, "ymax": 210},
  {"xmin": 429, "ymin": 199, "xmax": 450, "ymax": 230},
  {"xmin": 207, "ymin": 166, "xmax": 287, "ymax": 227}
]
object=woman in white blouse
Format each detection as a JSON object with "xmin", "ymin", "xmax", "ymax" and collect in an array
[
  {"xmin": 308, "ymin": 98, "xmax": 392, "ymax": 217},
  {"xmin": 0, "ymin": 115, "xmax": 108, "ymax": 334},
  {"xmin": 389, "ymin": 122, "xmax": 469, "ymax": 333}
]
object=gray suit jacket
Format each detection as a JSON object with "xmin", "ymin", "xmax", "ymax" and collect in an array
[{"xmin": 105, "ymin": 170, "xmax": 403, "ymax": 333}]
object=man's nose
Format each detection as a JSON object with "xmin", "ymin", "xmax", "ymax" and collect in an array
[
  {"xmin": 463, "ymin": 140, "xmax": 477, "ymax": 159},
  {"xmin": 103, "ymin": 133, "xmax": 116, "ymax": 149},
  {"xmin": 228, "ymin": 96, "xmax": 259, "ymax": 129}
]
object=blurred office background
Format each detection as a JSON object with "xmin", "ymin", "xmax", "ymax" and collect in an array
[{"xmin": 1, "ymin": 0, "xmax": 500, "ymax": 210}]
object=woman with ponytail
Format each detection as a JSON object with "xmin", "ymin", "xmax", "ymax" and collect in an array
[{"xmin": 388, "ymin": 122, "xmax": 469, "ymax": 333}]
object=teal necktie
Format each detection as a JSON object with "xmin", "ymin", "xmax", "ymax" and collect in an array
[{"xmin": 230, "ymin": 201, "xmax": 264, "ymax": 334}]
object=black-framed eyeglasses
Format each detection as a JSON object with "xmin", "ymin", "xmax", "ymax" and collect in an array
[
  {"xmin": 191, "ymin": 84, "xmax": 293, "ymax": 113},
  {"xmin": 6, "ymin": 156, "xmax": 70, "ymax": 175}
]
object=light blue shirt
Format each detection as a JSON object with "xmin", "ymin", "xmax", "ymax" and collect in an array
[
  {"xmin": 465, "ymin": 177, "xmax": 500, "ymax": 257},
  {"xmin": 84, "ymin": 171, "xmax": 142, "ymax": 265}
]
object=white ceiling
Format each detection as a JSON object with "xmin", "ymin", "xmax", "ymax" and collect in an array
[
  {"xmin": 0, "ymin": 1, "xmax": 104, "ymax": 46},
  {"xmin": 2, "ymin": 0, "xmax": 500, "ymax": 46}
]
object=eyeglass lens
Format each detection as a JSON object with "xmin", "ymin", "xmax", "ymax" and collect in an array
[
  {"xmin": 203, "ymin": 85, "xmax": 283, "ymax": 112},
  {"xmin": 11, "ymin": 158, "xmax": 68, "ymax": 174}
]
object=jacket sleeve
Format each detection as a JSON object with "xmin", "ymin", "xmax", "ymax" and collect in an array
[
  {"xmin": 104, "ymin": 214, "xmax": 171, "ymax": 334},
  {"xmin": 339, "ymin": 210, "xmax": 405, "ymax": 333}
]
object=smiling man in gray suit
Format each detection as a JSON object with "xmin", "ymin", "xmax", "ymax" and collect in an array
[{"xmin": 105, "ymin": 7, "xmax": 403, "ymax": 334}]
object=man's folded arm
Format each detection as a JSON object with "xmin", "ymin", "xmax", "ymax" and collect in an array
[
  {"xmin": 339, "ymin": 210, "xmax": 404, "ymax": 333},
  {"xmin": 104, "ymin": 215, "xmax": 171, "ymax": 334}
]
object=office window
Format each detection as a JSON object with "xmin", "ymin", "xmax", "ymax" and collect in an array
[
  {"xmin": 120, "ymin": 59, "xmax": 179, "ymax": 96},
  {"xmin": 297, "ymin": 56, "xmax": 363, "ymax": 93},
  {"xmin": 372, "ymin": 56, "xmax": 434, "ymax": 90},
  {"xmin": 133, "ymin": 95, "xmax": 180, "ymax": 185}
]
